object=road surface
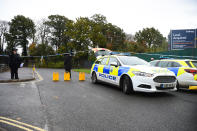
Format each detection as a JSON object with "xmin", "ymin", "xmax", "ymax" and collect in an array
[{"xmin": 0, "ymin": 68, "xmax": 197, "ymax": 131}]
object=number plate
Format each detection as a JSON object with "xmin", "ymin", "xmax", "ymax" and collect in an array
[{"xmin": 160, "ymin": 84, "xmax": 174, "ymax": 88}]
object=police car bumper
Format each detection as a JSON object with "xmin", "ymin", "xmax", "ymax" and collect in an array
[
  {"xmin": 133, "ymin": 76, "xmax": 177, "ymax": 92},
  {"xmin": 178, "ymin": 80, "xmax": 197, "ymax": 89}
]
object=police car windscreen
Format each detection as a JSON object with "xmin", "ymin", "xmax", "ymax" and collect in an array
[
  {"xmin": 95, "ymin": 50, "xmax": 110, "ymax": 56},
  {"xmin": 118, "ymin": 56, "xmax": 149, "ymax": 66},
  {"xmin": 149, "ymin": 61, "xmax": 158, "ymax": 66}
]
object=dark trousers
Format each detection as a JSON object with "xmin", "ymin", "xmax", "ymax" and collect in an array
[
  {"xmin": 10, "ymin": 67, "xmax": 19, "ymax": 79},
  {"xmin": 65, "ymin": 69, "xmax": 71, "ymax": 78}
]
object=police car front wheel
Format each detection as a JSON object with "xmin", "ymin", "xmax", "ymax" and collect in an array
[
  {"xmin": 91, "ymin": 72, "xmax": 97, "ymax": 84},
  {"xmin": 122, "ymin": 76, "xmax": 133, "ymax": 94}
]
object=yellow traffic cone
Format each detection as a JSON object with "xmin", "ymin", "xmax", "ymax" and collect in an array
[
  {"xmin": 53, "ymin": 72, "xmax": 59, "ymax": 81},
  {"xmin": 64, "ymin": 72, "xmax": 70, "ymax": 81},
  {"xmin": 79, "ymin": 72, "xmax": 85, "ymax": 81}
]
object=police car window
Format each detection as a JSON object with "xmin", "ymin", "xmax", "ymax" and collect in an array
[
  {"xmin": 157, "ymin": 61, "xmax": 168, "ymax": 67},
  {"xmin": 167, "ymin": 61, "xmax": 173, "ymax": 67},
  {"xmin": 150, "ymin": 61, "xmax": 158, "ymax": 66},
  {"xmin": 95, "ymin": 58, "xmax": 103, "ymax": 64},
  {"xmin": 172, "ymin": 62, "xmax": 181, "ymax": 67},
  {"xmin": 108, "ymin": 57, "xmax": 118, "ymax": 65},
  {"xmin": 155, "ymin": 61, "xmax": 160, "ymax": 67},
  {"xmin": 100, "ymin": 57, "xmax": 108, "ymax": 65},
  {"xmin": 165, "ymin": 61, "xmax": 173, "ymax": 67},
  {"xmin": 118, "ymin": 56, "xmax": 149, "ymax": 66}
]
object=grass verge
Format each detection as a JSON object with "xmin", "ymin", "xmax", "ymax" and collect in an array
[{"xmin": 72, "ymin": 69, "xmax": 91, "ymax": 74}]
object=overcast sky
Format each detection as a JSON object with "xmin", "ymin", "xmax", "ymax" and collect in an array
[{"xmin": 0, "ymin": 0, "xmax": 197, "ymax": 37}]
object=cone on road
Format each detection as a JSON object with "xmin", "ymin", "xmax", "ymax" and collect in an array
[
  {"xmin": 53, "ymin": 72, "xmax": 59, "ymax": 81},
  {"xmin": 64, "ymin": 72, "xmax": 70, "ymax": 81},
  {"xmin": 79, "ymin": 72, "xmax": 85, "ymax": 81}
]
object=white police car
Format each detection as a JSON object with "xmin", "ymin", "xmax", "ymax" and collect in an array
[
  {"xmin": 91, "ymin": 55, "xmax": 177, "ymax": 94},
  {"xmin": 150, "ymin": 59, "xmax": 197, "ymax": 90}
]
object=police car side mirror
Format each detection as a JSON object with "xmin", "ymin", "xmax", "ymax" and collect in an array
[{"xmin": 110, "ymin": 62, "xmax": 118, "ymax": 67}]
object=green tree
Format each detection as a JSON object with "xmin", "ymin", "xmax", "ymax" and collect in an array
[
  {"xmin": 5, "ymin": 32, "xmax": 16, "ymax": 54},
  {"xmin": 45, "ymin": 15, "xmax": 73, "ymax": 52},
  {"xmin": 28, "ymin": 43, "xmax": 37, "ymax": 56},
  {"xmin": 6, "ymin": 15, "xmax": 35, "ymax": 56},
  {"xmin": 89, "ymin": 14, "xmax": 107, "ymax": 48},
  {"xmin": 68, "ymin": 17, "xmax": 92, "ymax": 51},
  {"xmin": 29, "ymin": 43, "xmax": 54, "ymax": 56},
  {"xmin": 89, "ymin": 14, "xmax": 126, "ymax": 50},
  {"xmin": 104, "ymin": 23, "xmax": 126, "ymax": 51},
  {"xmin": 134, "ymin": 27, "xmax": 163, "ymax": 52},
  {"xmin": 124, "ymin": 41, "xmax": 147, "ymax": 53},
  {"xmin": 155, "ymin": 37, "xmax": 168, "ymax": 52}
]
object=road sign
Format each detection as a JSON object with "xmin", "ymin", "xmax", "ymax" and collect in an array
[{"xmin": 171, "ymin": 29, "xmax": 196, "ymax": 50}]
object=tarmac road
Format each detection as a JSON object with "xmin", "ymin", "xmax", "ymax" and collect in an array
[{"xmin": 0, "ymin": 68, "xmax": 197, "ymax": 131}]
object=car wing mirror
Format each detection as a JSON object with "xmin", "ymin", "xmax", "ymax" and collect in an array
[{"xmin": 110, "ymin": 62, "xmax": 118, "ymax": 67}]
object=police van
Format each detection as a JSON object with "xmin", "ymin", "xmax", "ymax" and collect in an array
[{"xmin": 91, "ymin": 55, "xmax": 177, "ymax": 94}]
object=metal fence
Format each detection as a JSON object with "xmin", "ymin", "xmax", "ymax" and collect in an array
[
  {"xmin": 1, "ymin": 48, "xmax": 197, "ymax": 70},
  {"xmin": 0, "ymin": 64, "xmax": 9, "ymax": 72},
  {"xmin": 133, "ymin": 48, "xmax": 197, "ymax": 62},
  {"xmin": 0, "ymin": 52, "xmax": 95, "ymax": 70},
  {"xmin": 0, "ymin": 56, "xmax": 9, "ymax": 72}
]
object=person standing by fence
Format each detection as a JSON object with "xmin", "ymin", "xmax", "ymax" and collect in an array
[
  {"xmin": 64, "ymin": 53, "xmax": 72, "ymax": 78},
  {"xmin": 8, "ymin": 49, "xmax": 21, "ymax": 79}
]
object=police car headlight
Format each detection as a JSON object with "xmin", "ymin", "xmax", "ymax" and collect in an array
[{"xmin": 132, "ymin": 71, "xmax": 154, "ymax": 77}]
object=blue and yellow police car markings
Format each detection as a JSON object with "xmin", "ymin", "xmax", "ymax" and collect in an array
[
  {"xmin": 92, "ymin": 64, "xmax": 97, "ymax": 72},
  {"xmin": 0, "ymin": 116, "xmax": 45, "ymax": 131},
  {"xmin": 109, "ymin": 66, "xmax": 119, "ymax": 76},
  {"xmin": 103, "ymin": 65, "xmax": 110, "ymax": 74},
  {"xmin": 177, "ymin": 68, "xmax": 188, "ymax": 76},
  {"xmin": 98, "ymin": 73, "xmax": 117, "ymax": 81},
  {"xmin": 98, "ymin": 65, "xmax": 105, "ymax": 73},
  {"xmin": 177, "ymin": 61, "xmax": 188, "ymax": 67},
  {"xmin": 98, "ymin": 65, "xmax": 119, "ymax": 81},
  {"xmin": 167, "ymin": 68, "xmax": 179, "ymax": 76},
  {"xmin": 176, "ymin": 61, "xmax": 188, "ymax": 77},
  {"xmin": 189, "ymin": 61, "xmax": 196, "ymax": 68},
  {"xmin": 167, "ymin": 67, "xmax": 191, "ymax": 77},
  {"xmin": 127, "ymin": 68, "xmax": 139, "ymax": 77},
  {"xmin": 117, "ymin": 67, "xmax": 130, "ymax": 76}
]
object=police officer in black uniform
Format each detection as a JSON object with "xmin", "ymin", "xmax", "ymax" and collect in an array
[
  {"xmin": 9, "ymin": 49, "xmax": 21, "ymax": 79},
  {"xmin": 64, "ymin": 53, "xmax": 72, "ymax": 78}
]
